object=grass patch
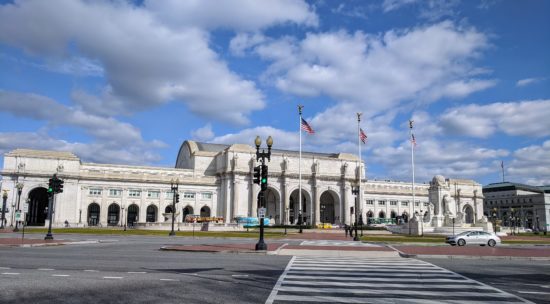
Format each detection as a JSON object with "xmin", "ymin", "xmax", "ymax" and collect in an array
[{"xmin": 21, "ymin": 228, "xmax": 287, "ymax": 238}]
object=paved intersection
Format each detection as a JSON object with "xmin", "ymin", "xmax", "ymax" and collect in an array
[{"xmin": 266, "ymin": 256, "xmax": 532, "ymax": 303}]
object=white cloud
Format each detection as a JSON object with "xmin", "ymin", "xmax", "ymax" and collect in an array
[
  {"xmin": 0, "ymin": 91, "xmax": 166, "ymax": 164},
  {"xmin": 516, "ymin": 77, "xmax": 544, "ymax": 87},
  {"xmin": 0, "ymin": 0, "xmax": 277, "ymax": 124},
  {"xmin": 144, "ymin": 0, "xmax": 318, "ymax": 31},
  {"xmin": 212, "ymin": 126, "xmax": 300, "ymax": 151},
  {"xmin": 191, "ymin": 124, "xmax": 215, "ymax": 142},
  {"xmin": 440, "ymin": 99, "xmax": 550, "ymax": 138},
  {"xmin": 254, "ymin": 22, "xmax": 492, "ymax": 115},
  {"xmin": 508, "ymin": 140, "xmax": 550, "ymax": 185},
  {"xmin": 382, "ymin": 0, "xmax": 418, "ymax": 13}
]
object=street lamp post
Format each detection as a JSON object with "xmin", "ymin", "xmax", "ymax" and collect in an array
[
  {"xmin": 510, "ymin": 208, "xmax": 515, "ymax": 236},
  {"xmin": 1, "ymin": 190, "xmax": 8, "ymax": 229},
  {"xmin": 13, "ymin": 183, "xmax": 24, "ymax": 232},
  {"xmin": 420, "ymin": 210, "xmax": 424, "ymax": 237},
  {"xmin": 121, "ymin": 204, "xmax": 126, "ymax": 231},
  {"xmin": 284, "ymin": 207, "xmax": 289, "ymax": 235},
  {"xmin": 169, "ymin": 179, "xmax": 179, "ymax": 236},
  {"xmin": 493, "ymin": 208, "xmax": 497, "ymax": 234},
  {"xmin": 254, "ymin": 135, "xmax": 273, "ymax": 251}
]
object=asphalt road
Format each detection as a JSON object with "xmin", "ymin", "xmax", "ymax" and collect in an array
[
  {"xmin": 0, "ymin": 235, "xmax": 292, "ymax": 304},
  {"xmin": 1, "ymin": 234, "xmax": 549, "ymax": 304},
  {"xmin": 421, "ymin": 257, "xmax": 550, "ymax": 304}
]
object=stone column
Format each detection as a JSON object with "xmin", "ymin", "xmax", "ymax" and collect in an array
[
  {"xmin": 314, "ymin": 185, "xmax": 320, "ymax": 226},
  {"xmin": 343, "ymin": 184, "xmax": 350, "ymax": 225},
  {"xmin": 232, "ymin": 177, "xmax": 239, "ymax": 222},
  {"xmin": 283, "ymin": 182, "xmax": 290, "ymax": 225}
]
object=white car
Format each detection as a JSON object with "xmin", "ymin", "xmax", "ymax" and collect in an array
[{"xmin": 446, "ymin": 231, "xmax": 501, "ymax": 247}]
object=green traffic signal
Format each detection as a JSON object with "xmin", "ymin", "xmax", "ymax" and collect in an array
[{"xmin": 47, "ymin": 188, "xmax": 53, "ymax": 193}]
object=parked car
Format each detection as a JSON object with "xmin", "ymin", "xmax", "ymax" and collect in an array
[{"xmin": 446, "ymin": 231, "xmax": 501, "ymax": 247}]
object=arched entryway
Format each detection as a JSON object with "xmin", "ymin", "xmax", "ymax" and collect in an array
[
  {"xmin": 165, "ymin": 205, "xmax": 173, "ymax": 213},
  {"xmin": 107, "ymin": 203, "xmax": 120, "ymax": 226},
  {"xmin": 87, "ymin": 203, "xmax": 100, "ymax": 226},
  {"xmin": 259, "ymin": 188, "xmax": 280, "ymax": 224},
  {"xmin": 320, "ymin": 191, "xmax": 338, "ymax": 224},
  {"xmin": 26, "ymin": 187, "xmax": 49, "ymax": 226},
  {"xmin": 390, "ymin": 210, "xmax": 397, "ymax": 219},
  {"xmin": 200, "ymin": 206, "xmax": 211, "ymax": 217},
  {"xmin": 378, "ymin": 211, "xmax": 386, "ymax": 218},
  {"xmin": 289, "ymin": 189, "xmax": 311, "ymax": 225},
  {"xmin": 463, "ymin": 204, "xmax": 474, "ymax": 224},
  {"xmin": 402, "ymin": 211, "xmax": 409, "ymax": 223},
  {"xmin": 146, "ymin": 205, "xmax": 157, "ymax": 223},
  {"xmin": 182, "ymin": 206, "xmax": 193, "ymax": 222},
  {"xmin": 127, "ymin": 204, "xmax": 139, "ymax": 226}
]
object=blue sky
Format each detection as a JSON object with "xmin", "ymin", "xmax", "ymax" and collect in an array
[{"xmin": 0, "ymin": 0, "xmax": 549, "ymax": 186}]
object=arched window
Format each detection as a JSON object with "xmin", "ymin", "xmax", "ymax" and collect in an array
[
  {"xmin": 146, "ymin": 205, "xmax": 157, "ymax": 223},
  {"xmin": 390, "ymin": 211, "xmax": 397, "ymax": 219},
  {"xmin": 127, "ymin": 204, "xmax": 139, "ymax": 226},
  {"xmin": 200, "ymin": 206, "xmax": 211, "ymax": 217},
  {"xmin": 378, "ymin": 211, "xmax": 386, "ymax": 218},
  {"xmin": 165, "ymin": 205, "xmax": 173, "ymax": 214},
  {"xmin": 182, "ymin": 206, "xmax": 193, "ymax": 222},
  {"xmin": 88, "ymin": 203, "xmax": 100, "ymax": 226},
  {"xmin": 107, "ymin": 204, "xmax": 120, "ymax": 226}
]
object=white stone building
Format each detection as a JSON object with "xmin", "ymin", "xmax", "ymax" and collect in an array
[{"xmin": 0, "ymin": 141, "xmax": 486, "ymax": 231}]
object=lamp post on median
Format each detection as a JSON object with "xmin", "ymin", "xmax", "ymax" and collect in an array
[
  {"xmin": 492, "ymin": 208, "xmax": 497, "ymax": 234},
  {"xmin": 254, "ymin": 135, "xmax": 273, "ymax": 251},
  {"xmin": 1, "ymin": 190, "xmax": 8, "ymax": 229},
  {"xmin": 121, "ymin": 204, "xmax": 126, "ymax": 231},
  {"xmin": 13, "ymin": 182, "xmax": 24, "ymax": 232},
  {"xmin": 169, "ymin": 178, "xmax": 179, "ymax": 236}
]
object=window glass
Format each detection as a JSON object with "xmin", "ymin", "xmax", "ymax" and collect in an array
[
  {"xmin": 148, "ymin": 191, "xmax": 160, "ymax": 198},
  {"xmin": 184, "ymin": 192, "xmax": 195, "ymax": 199},
  {"xmin": 201, "ymin": 192, "xmax": 212, "ymax": 200},
  {"xmin": 128, "ymin": 190, "xmax": 141, "ymax": 197},
  {"xmin": 109, "ymin": 189, "xmax": 122, "ymax": 196},
  {"xmin": 89, "ymin": 188, "xmax": 102, "ymax": 196}
]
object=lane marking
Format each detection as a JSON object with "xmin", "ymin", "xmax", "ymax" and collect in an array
[
  {"xmin": 2, "ymin": 272, "xmax": 20, "ymax": 275},
  {"xmin": 52, "ymin": 274, "xmax": 70, "ymax": 277},
  {"xmin": 232, "ymin": 274, "xmax": 249, "ymax": 278},
  {"xmin": 517, "ymin": 291, "xmax": 550, "ymax": 295},
  {"xmin": 127, "ymin": 271, "xmax": 147, "ymax": 274},
  {"xmin": 160, "ymin": 278, "xmax": 178, "ymax": 281},
  {"xmin": 0, "ymin": 267, "xmax": 11, "ymax": 270},
  {"xmin": 103, "ymin": 276, "xmax": 123, "ymax": 279},
  {"xmin": 38, "ymin": 268, "xmax": 54, "ymax": 271},
  {"xmin": 84, "ymin": 270, "xmax": 99, "ymax": 272},
  {"xmin": 266, "ymin": 256, "xmax": 296, "ymax": 304}
]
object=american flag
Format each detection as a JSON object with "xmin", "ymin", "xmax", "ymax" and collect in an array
[
  {"xmin": 301, "ymin": 117, "xmax": 315, "ymax": 134},
  {"xmin": 360, "ymin": 128, "xmax": 367, "ymax": 144},
  {"xmin": 411, "ymin": 134, "xmax": 417, "ymax": 147}
]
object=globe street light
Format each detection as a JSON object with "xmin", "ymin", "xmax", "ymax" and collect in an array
[{"xmin": 13, "ymin": 182, "xmax": 24, "ymax": 232}]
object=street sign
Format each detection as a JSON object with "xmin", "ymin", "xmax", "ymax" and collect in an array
[
  {"xmin": 258, "ymin": 207, "xmax": 266, "ymax": 218},
  {"xmin": 15, "ymin": 211, "xmax": 21, "ymax": 221},
  {"xmin": 23, "ymin": 203, "xmax": 29, "ymax": 213}
]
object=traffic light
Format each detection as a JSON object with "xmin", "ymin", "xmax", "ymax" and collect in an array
[
  {"xmin": 261, "ymin": 165, "xmax": 268, "ymax": 191},
  {"xmin": 48, "ymin": 177, "xmax": 54, "ymax": 194},
  {"xmin": 253, "ymin": 165, "xmax": 261, "ymax": 184},
  {"xmin": 175, "ymin": 193, "xmax": 180, "ymax": 203},
  {"xmin": 56, "ymin": 178, "xmax": 64, "ymax": 193},
  {"xmin": 352, "ymin": 187, "xmax": 359, "ymax": 195}
]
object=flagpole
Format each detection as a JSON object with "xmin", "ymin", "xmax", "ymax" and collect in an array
[
  {"xmin": 501, "ymin": 161, "xmax": 505, "ymax": 182},
  {"xmin": 298, "ymin": 105, "xmax": 303, "ymax": 233},
  {"xmin": 355, "ymin": 113, "xmax": 362, "ymax": 241},
  {"xmin": 410, "ymin": 120, "xmax": 415, "ymax": 235}
]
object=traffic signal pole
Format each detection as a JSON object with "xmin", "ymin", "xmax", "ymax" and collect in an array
[
  {"xmin": 254, "ymin": 136, "xmax": 273, "ymax": 251},
  {"xmin": 44, "ymin": 193, "xmax": 54, "ymax": 240}
]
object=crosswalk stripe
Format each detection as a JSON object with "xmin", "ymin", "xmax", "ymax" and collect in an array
[{"xmin": 268, "ymin": 256, "xmax": 531, "ymax": 304}]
